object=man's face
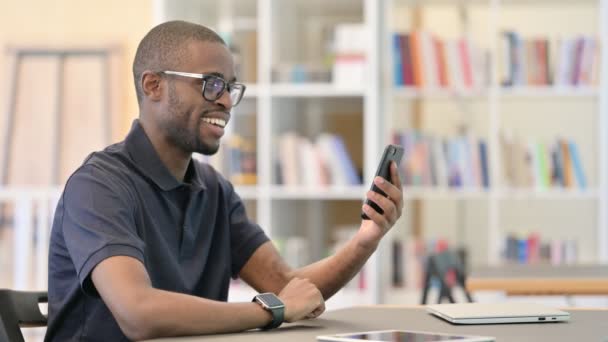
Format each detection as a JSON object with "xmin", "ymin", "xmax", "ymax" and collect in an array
[{"xmin": 159, "ymin": 40, "xmax": 235, "ymax": 155}]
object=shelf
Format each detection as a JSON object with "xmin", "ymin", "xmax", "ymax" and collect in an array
[
  {"xmin": 400, "ymin": 187, "xmax": 599, "ymax": 200},
  {"xmin": 227, "ymin": 284, "xmax": 257, "ymax": 303},
  {"xmin": 496, "ymin": 188, "xmax": 600, "ymax": 200},
  {"xmin": 403, "ymin": 187, "xmax": 490, "ymax": 199},
  {"xmin": 499, "ymin": 86, "xmax": 599, "ymax": 98},
  {"xmin": 233, "ymin": 185, "xmax": 260, "ymax": 200},
  {"xmin": 390, "ymin": 86, "xmax": 599, "ymax": 99},
  {"xmin": 0, "ymin": 187, "xmax": 63, "ymax": 200},
  {"xmin": 269, "ymin": 185, "xmax": 366, "ymax": 200},
  {"xmin": 243, "ymin": 84, "xmax": 259, "ymax": 98},
  {"xmin": 499, "ymin": 0, "xmax": 599, "ymax": 5},
  {"xmin": 270, "ymin": 83, "xmax": 366, "ymax": 97},
  {"xmin": 392, "ymin": 0, "xmax": 597, "ymax": 6}
]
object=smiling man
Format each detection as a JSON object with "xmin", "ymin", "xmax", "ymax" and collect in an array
[{"xmin": 45, "ymin": 21, "xmax": 403, "ymax": 341}]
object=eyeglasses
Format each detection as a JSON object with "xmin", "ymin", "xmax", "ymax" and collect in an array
[{"xmin": 162, "ymin": 71, "xmax": 246, "ymax": 107}]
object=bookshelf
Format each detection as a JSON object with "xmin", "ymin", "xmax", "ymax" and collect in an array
[
  {"xmin": 157, "ymin": 0, "xmax": 382, "ymax": 308},
  {"xmin": 156, "ymin": 0, "xmax": 608, "ymax": 307},
  {"xmin": 381, "ymin": 0, "xmax": 608, "ymax": 306}
]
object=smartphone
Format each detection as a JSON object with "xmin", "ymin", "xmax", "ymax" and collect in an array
[{"xmin": 361, "ymin": 144, "xmax": 404, "ymax": 220}]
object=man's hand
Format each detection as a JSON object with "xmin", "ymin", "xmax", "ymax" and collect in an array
[
  {"xmin": 277, "ymin": 277, "xmax": 325, "ymax": 322},
  {"xmin": 358, "ymin": 161, "xmax": 404, "ymax": 249}
]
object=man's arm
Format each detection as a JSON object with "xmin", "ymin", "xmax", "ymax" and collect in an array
[
  {"xmin": 240, "ymin": 162, "xmax": 404, "ymax": 301},
  {"xmin": 92, "ymin": 256, "xmax": 322, "ymax": 340}
]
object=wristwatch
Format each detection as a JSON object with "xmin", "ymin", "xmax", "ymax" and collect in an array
[{"xmin": 252, "ymin": 292, "xmax": 285, "ymax": 330}]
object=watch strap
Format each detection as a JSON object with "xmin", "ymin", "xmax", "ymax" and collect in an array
[{"xmin": 253, "ymin": 294, "xmax": 284, "ymax": 330}]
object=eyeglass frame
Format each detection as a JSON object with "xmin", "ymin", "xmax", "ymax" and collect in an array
[{"xmin": 161, "ymin": 70, "xmax": 247, "ymax": 107}]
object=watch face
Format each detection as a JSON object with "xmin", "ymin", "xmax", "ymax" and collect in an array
[{"xmin": 257, "ymin": 293, "xmax": 284, "ymax": 309}]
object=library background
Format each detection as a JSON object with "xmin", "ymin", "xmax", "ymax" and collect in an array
[{"xmin": 1, "ymin": 0, "xmax": 608, "ymax": 338}]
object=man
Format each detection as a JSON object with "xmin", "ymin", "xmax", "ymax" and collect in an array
[{"xmin": 45, "ymin": 20, "xmax": 403, "ymax": 341}]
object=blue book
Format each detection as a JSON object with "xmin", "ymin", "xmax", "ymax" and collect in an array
[
  {"xmin": 392, "ymin": 33, "xmax": 404, "ymax": 86},
  {"xmin": 568, "ymin": 140, "xmax": 587, "ymax": 189},
  {"xmin": 332, "ymin": 135, "xmax": 361, "ymax": 185},
  {"xmin": 517, "ymin": 238, "xmax": 528, "ymax": 264}
]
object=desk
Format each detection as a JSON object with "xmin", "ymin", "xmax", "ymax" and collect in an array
[
  {"xmin": 145, "ymin": 306, "xmax": 608, "ymax": 342},
  {"xmin": 467, "ymin": 264, "xmax": 608, "ymax": 295}
]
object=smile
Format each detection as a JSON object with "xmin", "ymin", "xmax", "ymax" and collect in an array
[{"xmin": 201, "ymin": 117, "xmax": 226, "ymax": 128}]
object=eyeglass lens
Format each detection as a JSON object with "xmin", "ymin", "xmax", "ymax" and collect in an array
[{"xmin": 203, "ymin": 76, "xmax": 243, "ymax": 106}]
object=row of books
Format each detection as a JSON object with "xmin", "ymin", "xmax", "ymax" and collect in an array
[
  {"xmin": 500, "ymin": 32, "xmax": 599, "ymax": 87},
  {"xmin": 393, "ymin": 130, "xmax": 490, "ymax": 188},
  {"xmin": 500, "ymin": 133, "xmax": 587, "ymax": 189},
  {"xmin": 392, "ymin": 31, "xmax": 489, "ymax": 90},
  {"xmin": 503, "ymin": 233, "xmax": 578, "ymax": 265},
  {"xmin": 276, "ymin": 132, "xmax": 361, "ymax": 186},
  {"xmin": 196, "ymin": 135, "xmax": 257, "ymax": 185}
]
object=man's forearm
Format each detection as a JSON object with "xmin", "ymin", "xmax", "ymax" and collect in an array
[
  {"xmin": 123, "ymin": 288, "xmax": 271, "ymax": 340},
  {"xmin": 290, "ymin": 234, "xmax": 377, "ymax": 300}
]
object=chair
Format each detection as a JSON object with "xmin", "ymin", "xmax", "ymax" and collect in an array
[
  {"xmin": 0, "ymin": 289, "xmax": 48, "ymax": 342},
  {"xmin": 420, "ymin": 249, "xmax": 474, "ymax": 304}
]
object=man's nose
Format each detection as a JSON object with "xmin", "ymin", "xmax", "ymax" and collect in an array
[{"xmin": 214, "ymin": 89, "xmax": 233, "ymax": 110}]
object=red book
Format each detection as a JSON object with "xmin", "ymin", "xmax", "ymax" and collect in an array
[
  {"xmin": 527, "ymin": 233, "xmax": 540, "ymax": 264},
  {"xmin": 458, "ymin": 38, "xmax": 473, "ymax": 88},
  {"xmin": 400, "ymin": 34, "xmax": 414, "ymax": 86}
]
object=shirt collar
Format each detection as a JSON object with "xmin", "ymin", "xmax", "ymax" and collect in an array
[{"xmin": 125, "ymin": 119, "xmax": 206, "ymax": 191}]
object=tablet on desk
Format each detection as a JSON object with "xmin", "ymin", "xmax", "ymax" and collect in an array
[{"xmin": 317, "ymin": 329, "xmax": 495, "ymax": 342}]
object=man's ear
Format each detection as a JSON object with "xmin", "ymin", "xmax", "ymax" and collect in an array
[{"xmin": 141, "ymin": 71, "xmax": 163, "ymax": 102}]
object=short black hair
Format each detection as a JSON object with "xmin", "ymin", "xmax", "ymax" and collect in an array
[{"xmin": 132, "ymin": 20, "xmax": 226, "ymax": 105}]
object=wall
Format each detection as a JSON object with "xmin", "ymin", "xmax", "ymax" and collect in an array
[{"xmin": 0, "ymin": 0, "xmax": 153, "ymax": 184}]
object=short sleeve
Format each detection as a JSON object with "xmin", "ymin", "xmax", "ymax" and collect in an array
[
  {"xmin": 226, "ymin": 182, "xmax": 269, "ymax": 278},
  {"xmin": 61, "ymin": 165, "xmax": 145, "ymax": 295}
]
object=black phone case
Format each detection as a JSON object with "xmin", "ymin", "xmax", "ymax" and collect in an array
[{"xmin": 361, "ymin": 144, "xmax": 404, "ymax": 220}]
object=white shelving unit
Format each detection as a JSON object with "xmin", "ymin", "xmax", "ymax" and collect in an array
[
  {"xmin": 381, "ymin": 0, "xmax": 608, "ymax": 305},
  {"xmin": 157, "ymin": 0, "xmax": 608, "ymax": 307},
  {"xmin": 157, "ymin": 0, "xmax": 383, "ymax": 309}
]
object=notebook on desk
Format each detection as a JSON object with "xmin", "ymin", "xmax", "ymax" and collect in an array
[{"xmin": 426, "ymin": 302, "xmax": 570, "ymax": 324}]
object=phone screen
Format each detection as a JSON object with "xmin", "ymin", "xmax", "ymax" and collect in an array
[{"xmin": 361, "ymin": 144, "xmax": 404, "ymax": 220}]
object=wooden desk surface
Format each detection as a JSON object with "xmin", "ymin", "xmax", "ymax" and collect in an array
[
  {"xmin": 467, "ymin": 264, "xmax": 608, "ymax": 295},
  {"xmin": 145, "ymin": 306, "xmax": 608, "ymax": 342}
]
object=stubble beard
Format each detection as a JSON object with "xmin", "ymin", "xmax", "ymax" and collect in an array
[{"xmin": 162, "ymin": 80, "xmax": 220, "ymax": 156}]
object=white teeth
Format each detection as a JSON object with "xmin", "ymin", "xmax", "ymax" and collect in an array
[{"xmin": 202, "ymin": 117, "xmax": 226, "ymax": 128}]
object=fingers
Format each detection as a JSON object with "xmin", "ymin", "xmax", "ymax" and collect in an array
[
  {"xmin": 306, "ymin": 301, "xmax": 326, "ymax": 319},
  {"xmin": 362, "ymin": 203, "xmax": 389, "ymax": 229},
  {"xmin": 373, "ymin": 164, "xmax": 404, "ymax": 216},
  {"xmin": 365, "ymin": 189, "xmax": 398, "ymax": 225},
  {"xmin": 280, "ymin": 277, "xmax": 325, "ymax": 322},
  {"xmin": 373, "ymin": 176, "xmax": 402, "ymax": 207}
]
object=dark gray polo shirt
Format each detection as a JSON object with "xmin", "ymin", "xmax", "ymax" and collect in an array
[{"xmin": 45, "ymin": 120, "xmax": 269, "ymax": 341}]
